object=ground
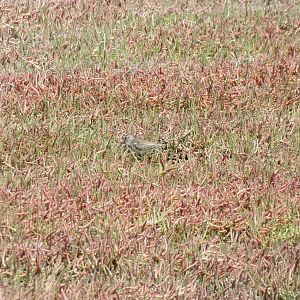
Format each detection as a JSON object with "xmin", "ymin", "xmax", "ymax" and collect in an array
[{"xmin": 0, "ymin": 1, "xmax": 299, "ymax": 299}]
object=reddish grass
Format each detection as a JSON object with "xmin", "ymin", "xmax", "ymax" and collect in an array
[{"xmin": 0, "ymin": 1, "xmax": 299, "ymax": 299}]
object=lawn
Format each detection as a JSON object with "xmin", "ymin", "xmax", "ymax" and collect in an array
[{"xmin": 0, "ymin": 1, "xmax": 299, "ymax": 299}]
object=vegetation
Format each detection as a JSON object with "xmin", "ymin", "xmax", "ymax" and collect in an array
[{"xmin": 0, "ymin": 1, "xmax": 299, "ymax": 299}]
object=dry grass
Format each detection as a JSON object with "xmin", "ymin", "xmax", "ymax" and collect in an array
[{"xmin": 0, "ymin": 1, "xmax": 299, "ymax": 299}]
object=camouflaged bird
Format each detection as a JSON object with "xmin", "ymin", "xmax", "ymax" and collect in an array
[{"xmin": 123, "ymin": 134, "xmax": 167, "ymax": 157}]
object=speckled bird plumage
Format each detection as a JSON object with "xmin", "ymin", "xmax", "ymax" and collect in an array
[{"xmin": 123, "ymin": 134, "xmax": 167, "ymax": 156}]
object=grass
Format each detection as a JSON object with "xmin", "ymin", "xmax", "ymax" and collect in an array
[{"xmin": 0, "ymin": 0, "xmax": 300, "ymax": 299}]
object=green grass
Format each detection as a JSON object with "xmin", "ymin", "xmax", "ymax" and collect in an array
[{"xmin": 0, "ymin": 1, "xmax": 300, "ymax": 299}]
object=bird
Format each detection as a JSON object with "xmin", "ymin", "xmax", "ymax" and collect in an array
[{"xmin": 123, "ymin": 134, "xmax": 167, "ymax": 157}]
